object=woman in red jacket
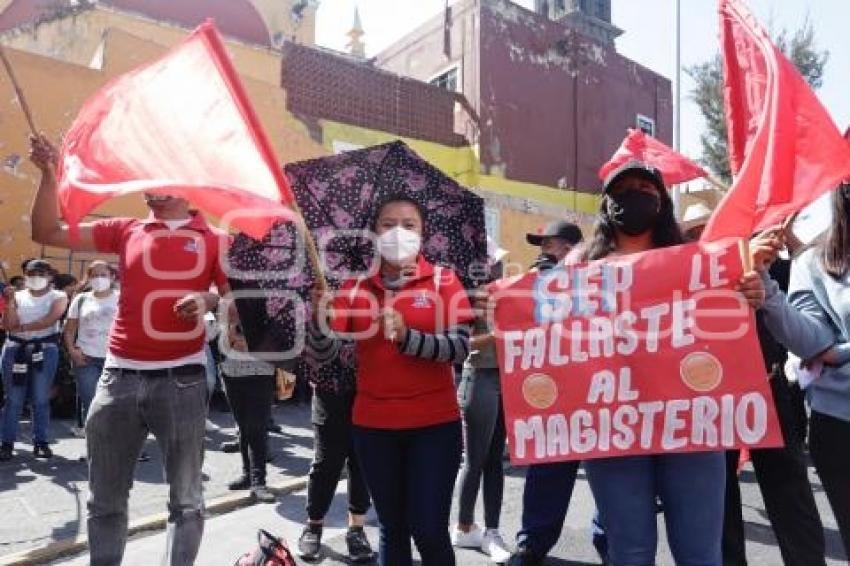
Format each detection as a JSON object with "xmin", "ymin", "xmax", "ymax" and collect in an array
[{"xmin": 310, "ymin": 195, "xmax": 474, "ymax": 566}]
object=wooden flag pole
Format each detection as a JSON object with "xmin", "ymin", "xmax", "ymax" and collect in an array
[
  {"xmin": 738, "ymin": 238, "xmax": 752, "ymax": 273},
  {"xmin": 0, "ymin": 45, "xmax": 38, "ymax": 136},
  {"xmin": 291, "ymin": 205, "xmax": 328, "ymax": 292}
]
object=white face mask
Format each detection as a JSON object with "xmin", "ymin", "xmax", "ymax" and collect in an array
[
  {"xmin": 25, "ymin": 276, "xmax": 49, "ymax": 292},
  {"xmin": 377, "ymin": 226, "xmax": 421, "ymax": 264},
  {"xmin": 89, "ymin": 276, "xmax": 111, "ymax": 292}
]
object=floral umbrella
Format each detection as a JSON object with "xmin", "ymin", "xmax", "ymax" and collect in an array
[{"xmin": 228, "ymin": 141, "xmax": 489, "ymax": 384}]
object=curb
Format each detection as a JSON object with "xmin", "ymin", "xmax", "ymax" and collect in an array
[{"xmin": 0, "ymin": 477, "xmax": 309, "ymax": 566}]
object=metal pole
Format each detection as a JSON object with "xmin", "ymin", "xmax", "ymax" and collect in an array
[{"xmin": 672, "ymin": 0, "xmax": 682, "ymax": 215}]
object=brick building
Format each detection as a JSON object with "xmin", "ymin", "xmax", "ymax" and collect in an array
[{"xmin": 376, "ymin": 0, "xmax": 673, "ymax": 195}]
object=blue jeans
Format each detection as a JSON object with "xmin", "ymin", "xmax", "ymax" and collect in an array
[
  {"xmin": 1, "ymin": 342, "xmax": 59, "ymax": 445},
  {"xmin": 353, "ymin": 421, "xmax": 462, "ymax": 566},
  {"xmin": 74, "ymin": 357, "xmax": 105, "ymax": 424},
  {"xmin": 516, "ymin": 460, "xmax": 580, "ymax": 558},
  {"xmin": 585, "ymin": 452, "xmax": 726, "ymax": 566}
]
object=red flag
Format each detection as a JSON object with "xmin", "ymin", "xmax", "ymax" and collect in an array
[
  {"xmin": 57, "ymin": 21, "xmax": 296, "ymax": 240},
  {"xmin": 598, "ymin": 129, "xmax": 708, "ymax": 186},
  {"xmin": 701, "ymin": 0, "xmax": 850, "ymax": 242}
]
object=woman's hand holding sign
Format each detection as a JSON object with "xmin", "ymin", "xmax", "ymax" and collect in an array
[{"xmin": 736, "ymin": 271, "xmax": 766, "ymax": 310}]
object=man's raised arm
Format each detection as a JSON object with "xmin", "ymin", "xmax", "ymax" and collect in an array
[{"xmin": 29, "ymin": 134, "xmax": 97, "ymax": 252}]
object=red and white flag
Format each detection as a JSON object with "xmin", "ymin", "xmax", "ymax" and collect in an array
[
  {"xmin": 599, "ymin": 129, "xmax": 708, "ymax": 186},
  {"xmin": 701, "ymin": 0, "xmax": 850, "ymax": 242},
  {"xmin": 57, "ymin": 21, "xmax": 296, "ymax": 240}
]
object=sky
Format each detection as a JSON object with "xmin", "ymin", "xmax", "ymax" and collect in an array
[{"xmin": 314, "ymin": 0, "xmax": 850, "ymax": 163}]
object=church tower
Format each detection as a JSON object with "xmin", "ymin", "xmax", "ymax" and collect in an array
[{"xmin": 346, "ymin": 6, "xmax": 365, "ymax": 58}]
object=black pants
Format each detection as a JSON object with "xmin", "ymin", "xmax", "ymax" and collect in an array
[
  {"xmin": 723, "ymin": 376, "xmax": 826, "ymax": 566},
  {"xmin": 353, "ymin": 420, "xmax": 462, "ymax": 566},
  {"xmin": 306, "ymin": 390, "xmax": 370, "ymax": 521},
  {"xmin": 810, "ymin": 411, "xmax": 850, "ymax": 558},
  {"xmin": 223, "ymin": 374, "xmax": 274, "ymax": 486}
]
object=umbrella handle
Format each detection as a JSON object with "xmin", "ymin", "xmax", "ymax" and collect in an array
[{"xmin": 294, "ymin": 212, "xmax": 328, "ymax": 292}]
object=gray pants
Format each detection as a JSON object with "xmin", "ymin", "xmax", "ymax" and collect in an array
[
  {"xmin": 457, "ymin": 367, "xmax": 506, "ymax": 529},
  {"xmin": 85, "ymin": 366, "xmax": 208, "ymax": 566}
]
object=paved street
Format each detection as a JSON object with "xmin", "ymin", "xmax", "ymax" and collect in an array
[
  {"xmin": 0, "ymin": 397, "xmax": 316, "ymax": 560},
  {"xmin": 0, "ymin": 397, "xmax": 846, "ymax": 565},
  {"xmin": 50, "ymin": 463, "xmax": 848, "ymax": 566}
]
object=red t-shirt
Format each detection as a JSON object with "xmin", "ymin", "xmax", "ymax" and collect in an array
[
  {"xmin": 331, "ymin": 256, "xmax": 474, "ymax": 429},
  {"xmin": 92, "ymin": 213, "xmax": 228, "ymax": 361}
]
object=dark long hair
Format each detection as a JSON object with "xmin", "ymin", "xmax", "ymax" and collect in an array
[
  {"xmin": 820, "ymin": 184, "xmax": 850, "ymax": 279},
  {"xmin": 584, "ymin": 185, "xmax": 684, "ymax": 261}
]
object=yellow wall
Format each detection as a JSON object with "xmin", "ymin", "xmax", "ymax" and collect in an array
[
  {"xmin": 1, "ymin": 7, "xmax": 282, "ymax": 84},
  {"xmin": 248, "ymin": 0, "xmax": 317, "ymax": 46}
]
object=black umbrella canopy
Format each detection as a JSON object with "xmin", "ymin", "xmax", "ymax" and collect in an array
[{"xmin": 228, "ymin": 140, "xmax": 489, "ymax": 360}]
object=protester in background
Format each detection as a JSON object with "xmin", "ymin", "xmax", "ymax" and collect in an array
[
  {"xmin": 296, "ymin": 347, "xmax": 375, "ymax": 563},
  {"xmin": 753, "ymin": 183, "xmax": 850, "ymax": 557},
  {"xmin": 509, "ymin": 222, "xmax": 587, "ymax": 566},
  {"xmin": 54, "ymin": 273, "xmax": 79, "ymax": 300},
  {"xmin": 0, "ymin": 258, "xmax": 67, "ymax": 460},
  {"xmin": 580, "ymin": 161, "xmax": 761, "ymax": 565},
  {"xmin": 682, "ymin": 205, "xmax": 827, "ymax": 566},
  {"xmin": 451, "ymin": 238, "xmax": 512, "ymax": 564},
  {"xmin": 9, "ymin": 276, "xmax": 24, "ymax": 292},
  {"xmin": 63, "ymin": 261, "xmax": 119, "ymax": 437},
  {"xmin": 526, "ymin": 220, "xmax": 584, "ymax": 272},
  {"xmin": 310, "ymin": 196, "xmax": 474, "ymax": 566},
  {"xmin": 221, "ymin": 300, "xmax": 276, "ymax": 503},
  {"xmin": 29, "ymin": 134, "xmax": 228, "ymax": 565}
]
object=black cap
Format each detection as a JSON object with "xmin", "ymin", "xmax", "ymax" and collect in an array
[
  {"xmin": 602, "ymin": 160, "xmax": 666, "ymax": 194},
  {"xmin": 526, "ymin": 220, "xmax": 583, "ymax": 246},
  {"xmin": 24, "ymin": 259, "xmax": 51, "ymax": 273}
]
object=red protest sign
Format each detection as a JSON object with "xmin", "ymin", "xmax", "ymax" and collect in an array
[{"xmin": 492, "ymin": 241, "xmax": 782, "ymax": 465}]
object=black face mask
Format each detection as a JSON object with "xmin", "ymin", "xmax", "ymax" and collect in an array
[
  {"xmin": 606, "ymin": 190, "xmax": 661, "ymax": 236},
  {"xmin": 531, "ymin": 253, "xmax": 558, "ymax": 272}
]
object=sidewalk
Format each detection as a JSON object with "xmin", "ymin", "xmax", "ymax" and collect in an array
[{"xmin": 0, "ymin": 400, "xmax": 315, "ymax": 562}]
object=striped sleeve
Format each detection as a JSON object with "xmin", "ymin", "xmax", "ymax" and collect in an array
[
  {"xmin": 398, "ymin": 324, "xmax": 471, "ymax": 364},
  {"xmin": 306, "ymin": 320, "xmax": 343, "ymax": 363}
]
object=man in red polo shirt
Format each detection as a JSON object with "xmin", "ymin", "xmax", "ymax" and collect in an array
[{"xmin": 28, "ymin": 135, "xmax": 227, "ymax": 566}]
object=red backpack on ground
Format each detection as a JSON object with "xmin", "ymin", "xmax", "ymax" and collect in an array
[{"xmin": 234, "ymin": 529, "xmax": 296, "ymax": 566}]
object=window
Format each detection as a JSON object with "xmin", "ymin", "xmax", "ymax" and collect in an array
[
  {"xmin": 595, "ymin": 0, "xmax": 610, "ymax": 21},
  {"xmin": 484, "ymin": 207, "xmax": 500, "ymax": 245},
  {"xmin": 636, "ymin": 114, "xmax": 656, "ymax": 137},
  {"xmin": 332, "ymin": 141, "xmax": 364, "ymax": 154},
  {"xmin": 430, "ymin": 66, "xmax": 460, "ymax": 92},
  {"xmin": 553, "ymin": 0, "xmax": 566, "ymax": 15}
]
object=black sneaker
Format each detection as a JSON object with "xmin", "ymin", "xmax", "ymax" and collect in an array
[
  {"xmin": 346, "ymin": 526, "xmax": 375, "ymax": 563},
  {"xmin": 227, "ymin": 475, "xmax": 251, "ymax": 491},
  {"xmin": 220, "ymin": 440, "xmax": 240, "ymax": 453},
  {"xmin": 506, "ymin": 548, "xmax": 544, "ymax": 566},
  {"xmin": 250, "ymin": 485, "xmax": 276, "ymax": 503},
  {"xmin": 267, "ymin": 423, "xmax": 283, "ymax": 434},
  {"xmin": 297, "ymin": 524, "xmax": 322, "ymax": 561},
  {"xmin": 0, "ymin": 443, "xmax": 12, "ymax": 461},
  {"xmin": 33, "ymin": 443, "xmax": 53, "ymax": 459}
]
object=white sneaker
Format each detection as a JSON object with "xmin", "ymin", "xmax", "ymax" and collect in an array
[
  {"xmin": 450, "ymin": 523, "xmax": 483, "ymax": 548},
  {"xmin": 481, "ymin": 529, "xmax": 512, "ymax": 564}
]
